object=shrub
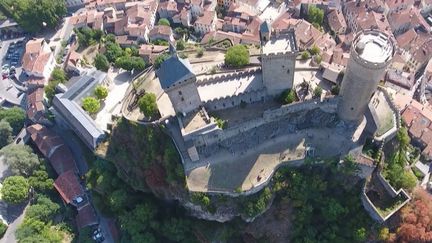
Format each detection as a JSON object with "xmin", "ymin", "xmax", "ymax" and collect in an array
[
  {"xmin": 301, "ymin": 51, "xmax": 310, "ymax": 60},
  {"xmin": 224, "ymin": 45, "xmax": 249, "ymax": 68},
  {"xmin": 196, "ymin": 47, "xmax": 204, "ymax": 58},
  {"xmin": 82, "ymin": 97, "xmax": 100, "ymax": 114},
  {"xmin": 94, "ymin": 85, "xmax": 108, "ymax": 100},
  {"xmin": 313, "ymin": 86, "xmax": 323, "ymax": 98},
  {"xmin": 279, "ymin": 89, "xmax": 296, "ymax": 104},
  {"xmin": 94, "ymin": 54, "xmax": 110, "ymax": 72},
  {"xmin": 158, "ymin": 18, "xmax": 170, "ymax": 26},
  {"xmin": 176, "ymin": 40, "xmax": 186, "ymax": 51}
]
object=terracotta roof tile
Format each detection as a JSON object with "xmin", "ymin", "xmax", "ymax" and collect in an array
[{"xmin": 54, "ymin": 170, "xmax": 84, "ymax": 205}]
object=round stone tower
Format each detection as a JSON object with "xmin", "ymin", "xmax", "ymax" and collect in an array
[{"xmin": 338, "ymin": 29, "xmax": 394, "ymax": 123}]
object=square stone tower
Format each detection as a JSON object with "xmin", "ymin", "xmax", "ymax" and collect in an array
[
  {"xmin": 157, "ymin": 46, "xmax": 202, "ymax": 114},
  {"xmin": 260, "ymin": 29, "xmax": 298, "ymax": 96}
]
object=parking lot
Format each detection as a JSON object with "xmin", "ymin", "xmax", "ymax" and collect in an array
[{"xmin": 0, "ymin": 37, "xmax": 27, "ymax": 107}]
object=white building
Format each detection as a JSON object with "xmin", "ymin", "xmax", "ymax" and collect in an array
[
  {"xmin": 22, "ymin": 39, "xmax": 55, "ymax": 81},
  {"xmin": 194, "ymin": 11, "xmax": 216, "ymax": 35}
]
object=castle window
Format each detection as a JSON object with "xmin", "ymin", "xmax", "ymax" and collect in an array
[
  {"xmin": 179, "ymin": 91, "xmax": 182, "ymax": 95},
  {"xmin": 181, "ymin": 97, "xmax": 184, "ymax": 101},
  {"xmin": 287, "ymin": 69, "xmax": 290, "ymax": 74}
]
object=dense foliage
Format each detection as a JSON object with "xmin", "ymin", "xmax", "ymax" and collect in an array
[
  {"xmin": 1, "ymin": 175, "xmax": 29, "ymax": 204},
  {"xmin": 0, "ymin": 220, "xmax": 6, "ymax": 238},
  {"xmin": 308, "ymin": 5, "xmax": 324, "ymax": 27},
  {"xmin": 314, "ymin": 86, "xmax": 323, "ymax": 98},
  {"xmin": 1, "ymin": 0, "xmax": 66, "ymax": 33},
  {"xmin": 0, "ymin": 144, "xmax": 40, "ymax": 176},
  {"xmin": 176, "ymin": 40, "xmax": 186, "ymax": 51},
  {"xmin": 272, "ymin": 163, "xmax": 373, "ymax": 242},
  {"xmin": 224, "ymin": 45, "xmax": 249, "ymax": 68},
  {"xmin": 82, "ymin": 97, "xmax": 101, "ymax": 114},
  {"xmin": 0, "ymin": 107, "xmax": 25, "ymax": 135},
  {"xmin": 94, "ymin": 54, "xmax": 110, "ymax": 72},
  {"xmin": 45, "ymin": 67, "xmax": 67, "ymax": 103},
  {"xmin": 383, "ymin": 127, "xmax": 417, "ymax": 190},
  {"xmin": 138, "ymin": 93, "xmax": 158, "ymax": 119},
  {"xmin": 0, "ymin": 119, "xmax": 12, "ymax": 148},
  {"xmin": 392, "ymin": 189, "xmax": 432, "ymax": 242},
  {"xmin": 75, "ymin": 27, "xmax": 104, "ymax": 48},
  {"xmin": 115, "ymin": 56, "xmax": 146, "ymax": 71},
  {"xmin": 102, "ymin": 118, "xmax": 184, "ymax": 191}
]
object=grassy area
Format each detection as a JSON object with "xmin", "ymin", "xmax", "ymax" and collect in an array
[
  {"xmin": 376, "ymin": 112, "xmax": 394, "ymax": 137},
  {"xmin": 375, "ymin": 194, "xmax": 406, "ymax": 218}
]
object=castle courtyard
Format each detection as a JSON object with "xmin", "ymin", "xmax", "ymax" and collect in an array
[{"xmin": 186, "ymin": 127, "xmax": 356, "ymax": 193}]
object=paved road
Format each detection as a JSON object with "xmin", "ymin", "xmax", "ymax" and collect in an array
[{"xmin": 0, "ymin": 203, "xmax": 28, "ymax": 243}]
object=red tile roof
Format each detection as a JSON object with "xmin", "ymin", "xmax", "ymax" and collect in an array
[
  {"xmin": 49, "ymin": 145, "xmax": 77, "ymax": 175},
  {"xmin": 402, "ymin": 105, "xmax": 422, "ymax": 126},
  {"xmin": 76, "ymin": 204, "xmax": 98, "ymax": 229},
  {"xmin": 54, "ymin": 170, "xmax": 84, "ymax": 204},
  {"xmin": 409, "ymin": 115, "xmax": 430, "ymax": 139}
]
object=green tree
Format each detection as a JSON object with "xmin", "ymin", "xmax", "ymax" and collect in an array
[
  {"xmin": 94, "ymin": 54, "xmax": 110, "ymax": 72},
  {"xmin": 0, "ymin": 120, "xmax": 12, "ymax": 148},
  {"xmin": 115, "ymin": 56, "xmax": 146, "ymax": 71},
  {"xmin": 0, "ymin": 107, "xmax": 25, "ymax": 134},
  {"xmin": 225, "ymin": 45, "xmax": 249, "ymax": 68},
  {"xmin": 313, "ymin": 86, "xmax": 323, "ymax": 98},
  {"xmin": 308, "ymin": 5, "xmax": 324, "ymax": 26},
  {"xmin": 176, "ymin": 40, "xmax": 186, "ymax": 51},
  {"xmin": 301, "ymin": 51, "xmax": 310, "ymax": 60},
  {"xmin": 314, "ymin": 54, "xmax": 322, "ymax": 64},
  {"xmin": 50, "ymin": 67, "xmax": 67, "ymax": 83},
  {"xmin": 0, "ymin": 144, "xmax": 40, "ymax": 176},
  {"xmin": 4, "ymin": 0, "xmax": 66, "ymax": 33},
  {"xmin": 378, "ymin": 227, "xmax": 390, "ymax": 241},
  {"xmin": 158, "ymin": 18, "xmax": 170, "ymax": 26},
  {"xmin": 26, "ymin": 195, "xmax": 60, "ymax": 222},
  {"xmin": 138, "ymin": 93, "xmax": 158, "ymax": 118},
  {"xmin": 16, "ymin": 217, "xmax": 64, "ymax": 242},
  {"xmin": 108, "ymin": 189, "xmax": 128, "ymax": 212},
  {"xmin": 28, "ymin": 166, "xmax": 54, "ymax": 192},
  {"xmin": 1, "ymin": 176, "xmax": 29, "ymax": 204},
  {"xmin": 94, "ymin": 85, "xmax": 108, "ymax": 100},
  {"xmin": 82, "ymin": 97, "xmax": 100, "ymax": 114},
  {"xmin": 104, "ymin": 42, "xmax": 124, "ymax": 63},
  {"xmin": 154, "ymin": 53, "xmax": 169, "ymax": 69}
]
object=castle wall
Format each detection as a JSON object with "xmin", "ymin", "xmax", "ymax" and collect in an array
[
  {"xmin": 166, "ymin": 77, "xmax": 202, "ymax": 114},
  {"xmin": 192, "ymin": 98, "xmax": 339, "ymax": 147},
  {"xmin": 261, "ymin": 52, "xmax": 296, "ymax": 96},
  {"xmin": 203, "ymin": 89, "xmax": 267, "ymax": 111}
]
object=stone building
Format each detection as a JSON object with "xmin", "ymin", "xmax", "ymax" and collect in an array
[
  {"xmin": 338, "ymin": 29, "xmax": 395, "ymax": 122},
  {"xmin": 157, "ymin": 46, "xmax": 202, "ymax": 114},
  {"xmin": 260, "ymin": 25, "xmax": 298, "ymax": 96}
]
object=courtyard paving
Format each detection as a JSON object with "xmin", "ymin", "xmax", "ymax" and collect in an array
[{"xmin": 186, "ymin": 128, "xmax": 356, "ymax": 193}]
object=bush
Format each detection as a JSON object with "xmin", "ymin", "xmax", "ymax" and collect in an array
[
  {"xmin": 176, "ymin": 40, "xmax": 186, "ymax": 51},
  {"xmin": 310, "ymin": 45, "xmax": 320, "ymax": 55},
  {"xmin": 158, "ymin": 18, "xmax": 170, "ymax": 26},
  {"xmin": 1, "ymin": 176, "xmax": 29, "ymax": 204},
  {"xmin": 314, "ymin": 54, "xmax": 322, "ymax": 64},
  {"xmin": 138, "ymin": 93, "xmax": 158, "ymax": 118},
  {"xmin": 196, "ymin": 47, "xmax": 204, "ymax": 58},
  {"xmin": 94, "ymin": 54, "xmax": 110, "ymax": 72},
  {"xmin": 331, "ymin": 85, "xmax": 340, "ymax": 95},
  {"xmin": 115, "ymin": 56, "xmax": 146, "ymax": 71},
  {"xmin": 82, "ymin": 97, "xmax": 100, "ymax": 114},
  {"xmin": 0, "ymin": 120, "xmax": 12, "ymax": 148},
  {"xmin": 313, "ymin": 86, "xmax": 323, "ymax": 98},
  {"xmin": 94, "ymin": 85, "xmax": 108, "ymax": 100},
  {"xmin": 301, "ymin": 51, "xmax": 310, "ymax": 60},
  {"xmin": 224, "ymin": 45, "xmax": 249, "ymax": 68},
  {"xmin": 279, "ymin": 89, "xmax": 296, "ymax": 104}
]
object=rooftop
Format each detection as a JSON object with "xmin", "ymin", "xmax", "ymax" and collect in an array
[
  {"xmin": 157, "ymin": 54, "xmax": 195, "ymax": 89},
  {"xmin": 353, "ymin": 30, "xmax": 394, "ymax": 64},
  {"xmin": 262, "ymin": 31, "xmax": 297, "ymax": 55}
]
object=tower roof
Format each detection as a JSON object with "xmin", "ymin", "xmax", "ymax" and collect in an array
[
  {"xmin": 157, "ymin": 54, "xmax": 195, "ymax": 89},
  {"xmin": 260, "ymin": 20, "xmax": 271, "ymax": 34}
]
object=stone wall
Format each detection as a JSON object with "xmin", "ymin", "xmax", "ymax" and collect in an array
[
  {"xmin": 192, "ymin": 98, "xmax": 339, "ymax": 147},
  {"xmin": 166, "ymin": 77, "xmax": 202, "ymax": 114},
  {"xmin": 204, "ymin": 89, "xmax": 268, "ymax": 111}
]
